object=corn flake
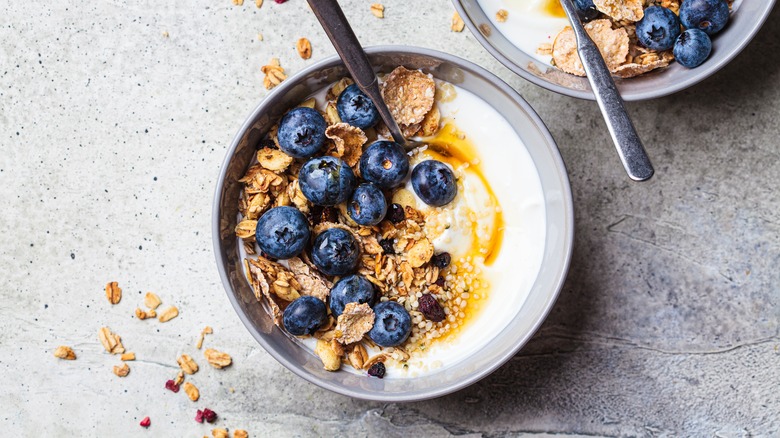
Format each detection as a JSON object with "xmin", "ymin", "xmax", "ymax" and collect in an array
[{"xmin": 381, "ymin": 66, "xmax": 436, "ymax": 126}]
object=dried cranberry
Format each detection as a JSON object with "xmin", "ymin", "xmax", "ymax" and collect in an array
[
  {"xmin": 431, "ymin": 252, "xmax": 451, "ymax": 269},
  {"xmin": 379, "ymin": 238, "xmax": 395, "ymax": 255},
  {"xmin": 274, "ymin": 0, "xmax": 288, "ymax": 3},
  {"xmin": 385, "ymin": 203, "xmax": 405, "ymax": 223},
  {"xmin": 164, "ymin": 380, "xmax": 180, "ymax": 393},
  {"xmin": 434, "ymin": 277, "xmax": 445, "ymax": 287},
  {"xmin": 367, "ymin": 362, "xmax": 386, "ymax": 378},
  {"xmin": 195, "ymin": 410, "xmax": 204, "ymax": 423},
  {"xmin": 139, "ymin": 417, "xmax": 151, "ymax": 428},
  {"xmin": 418, "ymin": 293, "xmax": 446, "ymax": 322}
]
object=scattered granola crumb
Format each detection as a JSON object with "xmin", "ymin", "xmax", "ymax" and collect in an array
[
  {"xmin": 53, "ymin": 346, "xmax": 76, "ymax": 360},
  {"xmin": 113, "ymin": 363, "xmax": 130, "ymax": 377},
  {"xmin": 98, "ymin": 327, "xmax": 125, "ymax": 354},
  {"xmin": 296, "ymin": 37, "xmax": 312, "ymax": 60},
  {"xmin": 255, "ymin": 0, "xmax": 263, "ymax": 7},
  {"xmin": 232, "ymin": 0, "xmax": 244, "ymax": 5},
  {"xmin": 139, "ymin": 417, "xmax": 151, "ymax": 428},
  {"xmin": 479, "ymin": 23, "xmax": 491, "ymax": 37},
  {"xmin": 158, "ymin": 306, "xmax": 179, "ymax": 322},
  {"xmin": 144, "ymin": 292, "xmax": 162, "ymax": 309},
  {"xmin": 135, "ymin": 307, "xmax": 156, "ymax": 320},
  {"xmin": 495, "ymin": 9, "xmax": 508, "ymax": 22},
  {"xmin": 204, "ymin": 349, "xmax": 232, "ymax": 369},
  {"xmin": 174, "ymin": 370, "xmax": 185, "ymax": 385},
  {"xmin": 370, "ymin": 3, "xmax": 384, "ymax": 18},
  {"xmin": 234, "ymin": 430, "xmax": 249, "ymax": 438},
  {"xmin": 196, "ymin": 326, "xmax": 213, "ymax": 349},
  {"xmin": 261, "ymin": 58, "xmax": 287, "ymax": 90},
  {"xmin": 165, "ymin": 379, "xmax": 180, "ymax": 393},
  {"xmin": 229, "ymin": 387, "xmax": 235, "ymax": 393},
  {"xmin": 105, "ymin": 281, "xmax": 122, "ymax": 305},
  {"xmin": 257, "ymin": 33, "xmax": 264, "ymax": 41},
  {"xmin": 212, "ymin": 429, "xmax": 229, "ymax": 438},
  {"xmin": 184, "ymin": 382, "xmax": 200, "ymax": 401},
  {"xmin": 121, "ymin": 352, "xmax": 136, "ymax": 361},
  {"xmin": 451, "ymin": 12, "xmax": 465, "ymax": 32},
  {"xmin": 178, "ymin": 354, "xmax": 199, "ymax": 374},
  {"xmin": 162, "ymin": 31, "xmax": 169, "ymax": 38}
]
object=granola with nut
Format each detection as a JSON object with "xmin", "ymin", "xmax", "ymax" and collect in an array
[{"xmin": 235, "ymin": 66, "xmax": 500, "ymax": 377}]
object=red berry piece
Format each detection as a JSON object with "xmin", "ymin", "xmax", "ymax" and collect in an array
[
  {"xmin": 418, "ymin": 293, "xmax": 446, "ymax": 322},
  {"xmin": 164, "ymin": 380, "xmax": 180, "ymax": 393},
  {"xmin": 139, "ymin": 417, "xmax": 151, "ymax": 428},
  {"xmin": 202, "ymin": 408, "xmax": 218, "ymax": 424}
]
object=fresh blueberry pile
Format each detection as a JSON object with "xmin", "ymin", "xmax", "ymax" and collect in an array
[
  {"xmin": 636, "ymin": 0, "xmax": 729, "ymax": 69},
  {"xmin": 252, "ymin": 81, "xmax": 464, "ymax": 365}
]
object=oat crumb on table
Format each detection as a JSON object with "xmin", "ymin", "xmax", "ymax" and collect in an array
[{"xmin": 370, "ymin": 3, "xmax": 385, "ymax": 18}]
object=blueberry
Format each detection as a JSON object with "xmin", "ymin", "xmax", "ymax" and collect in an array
[
  {"xmin": 574, "ymin": 0, "xmax": 599, "ymax": 21},
  {"xmin": 282, "ymin": 295, "xmax": 328, "ymax": 336},
  {"xmin": 298, "ymin": 156, "xmax": 356, "ymax": 206},
  {"xmin": 411, "ymin": 160, "xmax": 457, "ymax": 207},
  {"xmin": 673, "ymin": 29, "xmax": 712, "ymax": 68},
  {"xmin": 636, "ymin": 6, "xmax": 682, "ymax": 51},
  {"xmin": 336, "ymin": 84, "xmax": 380, "ymax": 129},
  {"xmin": 255, "ymin": 206, "xmax": 310, "ymax": 259},
  {"xmin": 359, "ymin": 141, "xmax": 410, "ymax": 189},
  {"xmin": 311, "ymin": 228, "xmax": 360, "ymax": 276},
  {"xmin": 328, "ymin": 274, "xmax": 377, "ymax": 317},
  {"xmin": 347, "ymin": 183, "xmax": 387, "ymax": 226},
  {"xmin": 680, "ymin": 0, "xmax": 729, "ymax": 36},
  {"xmin": 277, "ymin": 107, "xmax": 328, "ymax": 158},
  {"xmin": 368, "ymin": 301, "xmax": 412, "ymax": 347}
]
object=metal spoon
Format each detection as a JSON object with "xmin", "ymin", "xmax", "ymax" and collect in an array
[
  {"xmin": 306, "ymin": 0, "xmax": 420, "ymax": 150},
  {"xmin": 559, "ymin": 0, "xmax": 654, "ymax": 181}
]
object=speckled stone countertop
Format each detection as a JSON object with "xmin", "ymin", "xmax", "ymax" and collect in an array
[{"xmin": 1, "ymin": 1, "xmax": 778, "ymax": 436}]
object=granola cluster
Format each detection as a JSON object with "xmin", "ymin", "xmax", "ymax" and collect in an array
[
  {"xmin": 531, "ymin": 0, "xmax": 733, "ymax": 78},
  {"xmin": 235, "ymin": 67, "xmax": 491, "ymax": 375}
]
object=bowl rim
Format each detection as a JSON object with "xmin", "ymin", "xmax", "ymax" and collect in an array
[
  {"xmin": 451, "ymin": 0, "xmax": 777, "ymax": 101},
  {"xmin": 212, "ymin": 45, "xmax": 575, "ymax": 401}
]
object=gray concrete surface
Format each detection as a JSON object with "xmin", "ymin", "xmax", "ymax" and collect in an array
[{"xmin": 1, "ymin": 0, "xmax": 778, "ymax": 436}]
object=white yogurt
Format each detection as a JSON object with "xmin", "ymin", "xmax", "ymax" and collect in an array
[
  {"xmin": 239, "ymin": 80, "xmax": 547, "ymax": 378},
  {"xmin": 477, "ymin": 0, "xmax": 569, "ymax": 65},
  {"xmin": 394, "ymin": 84, "xmax": 547, "ymax": 376}
]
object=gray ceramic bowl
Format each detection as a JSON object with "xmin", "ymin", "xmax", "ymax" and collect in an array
[
  {"xmin": 453, "ymin": 0, "xmax": 776, "ymax": 101},
  {"xmin": 213, "ymin": 46, "xmax": 574, "ymax": 401}
]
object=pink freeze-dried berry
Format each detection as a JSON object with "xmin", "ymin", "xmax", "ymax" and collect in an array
[
  {"xmin": 196, "ymin": 408, "xmax": 218, "ymax": 424},
  {"xmin": 139, "ymin": 416, "xmax": 151, "ymax": 428},
  {"xmin": 164, "ymin": 379, "xmax": 180, "ymax": 393},
  {"xmin": 418, "ymin": 293, "xmax": 446, "ymax": 322},
  {"xmin": 274, "ymin": 0, "xmax": 288, "ymax": 3}
]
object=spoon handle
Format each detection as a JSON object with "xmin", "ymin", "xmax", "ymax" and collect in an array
[
  {"xmin": 306, "ymin": 0, "xmax": 406, "ymax": 145},
  {"xmin": 559, "ymin": 0, "xmax": 654, "ymax": 181}
]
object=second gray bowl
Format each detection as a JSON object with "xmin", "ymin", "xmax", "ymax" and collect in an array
[{"xmin": 453, "ymin": 0, "xmax": 776, "ymax": 100}]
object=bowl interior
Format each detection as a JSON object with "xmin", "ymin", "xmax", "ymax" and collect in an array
[
  {"xmin": 213, "ymin": 47, "xmax": 574, "ymax": 401},
  {"xmin": 453, "ymin": 0, "xmax": 776, "ymax": 101}
]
